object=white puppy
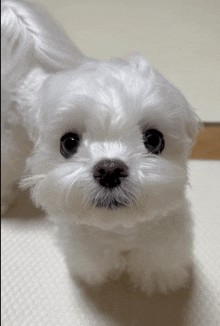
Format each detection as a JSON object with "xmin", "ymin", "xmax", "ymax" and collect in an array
[{"xmin": 1, "ymin": 0, "xmax": 201, "ymax": 294}]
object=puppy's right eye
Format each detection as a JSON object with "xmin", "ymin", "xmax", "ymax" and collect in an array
[
  {"xmin": 143, "ymin": 129, "xmax": 164, "ymax": 155},
  {"xmin": 60, "ymin": 132, "xmax": 80, "ymax": 158}
]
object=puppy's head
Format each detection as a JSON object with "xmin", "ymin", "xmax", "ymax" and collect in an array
[{"xmin": 22, "ymin": 54, "xmax": 201, "ymax": 229}]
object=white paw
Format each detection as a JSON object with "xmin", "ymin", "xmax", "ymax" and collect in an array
[
  {"xmin": 67, "ymin": 250, "xmax": 126, "ymax": 286},
  {"xmin": 78, "ymin": 258, "xmax": 126, "ymax": 285},
  {"xmin": 154, "ymin": 267, "xmax": 190, "ymax": 293},
  {"xmin": 77, "ymin": 268, "xmax": 111, "ymax": 286},
  {"xmin": 129, "ymin": 266, "xmax": 190, "ymax": 295}
]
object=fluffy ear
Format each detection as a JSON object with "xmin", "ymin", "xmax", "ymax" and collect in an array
[
  {"xmin": 123, "ymin": 52, "xmax": 152, "ymax": 74},
  {"xmin": 125, "ymin": 53, "xmax": 203, "ymax": 149},
  {"xmin": 184, "ymin": 105, "xmax": 203, "ymax": 149},
  {"xmin": 1, "ymin": 0, "xmax": 85, "ymax": 90}
]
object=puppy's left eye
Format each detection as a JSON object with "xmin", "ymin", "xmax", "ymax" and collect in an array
[
  {"xmin": 60, "ymin": 132, "xmax": 80, "ymax": 158},
  {"xmin": 143, "ymin": 129, "xmax": 165, "ymax": 154}
]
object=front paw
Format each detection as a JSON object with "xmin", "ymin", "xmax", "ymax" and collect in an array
[
  {"xmin": 154, "ymin": 267, "xmax": 190, "ymax": 294},
  {"xmin": 66, "ymin": 250, "xmax": 126, "ymax": 286},
  {"xmin": 129, "ymin": 265, "xmax": 190, "ymax": 295}
]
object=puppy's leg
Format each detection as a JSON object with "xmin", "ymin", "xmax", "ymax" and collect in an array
[
  {"xmin": 66, "ymin": 245, "xmax": 125, "ymax": 285},
  {"xmin": 56, "ymin": 224, "xmax": 125, "ymax": 285},
  {"xmin": 127, "ymin": 249, "xmax": 191, "ymax": 295},
  {"xmin": 127, "ymin": 213, "xmax": 192, "ymax": 294}
]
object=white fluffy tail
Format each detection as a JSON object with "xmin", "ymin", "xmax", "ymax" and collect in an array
[{"xmin": 1, "ymin": 0, "xmax": 85, "ymax": 90}]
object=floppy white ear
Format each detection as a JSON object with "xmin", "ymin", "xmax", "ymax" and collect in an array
[
  {"xmin": 1, "ymin": 0, "xmax": 84, "ymax": 90},
  {"xmin": 125, "ymin": 53, "xmax": 202, "ymax": 148},
  {"xmin": 123, "ymin": 52, "xmax": 152, "ymax": 74},
  {"xmin": 184, "ymin": 105, "xmax": 203, "ymax": 148}
]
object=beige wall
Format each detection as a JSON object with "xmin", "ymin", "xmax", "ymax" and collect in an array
[{"xmin": 28, "ymin": 0, "xmax": 220, "ymax": 122}]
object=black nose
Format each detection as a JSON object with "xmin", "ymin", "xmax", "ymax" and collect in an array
[{"xmin": 93, "ymin": 159, "xmax": 129, "ymax": 188}]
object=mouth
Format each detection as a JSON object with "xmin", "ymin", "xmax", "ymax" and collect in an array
[
  {"xmin": 94, "ymin": 198, "xmax": 128, "ymax": 210},
  {"xmin": 91, "ymin": 189, "xmax": 131, "ymax": 210},
  {"xmin": 90, "ymin": 184, "xmax": 134, "ymax": 210}
]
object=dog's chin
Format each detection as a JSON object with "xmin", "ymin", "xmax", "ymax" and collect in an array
[
  {"xmin": 93, "ymin": 199, "xmax": 128, "ymax": 210},
  {"xmin": 91, "ymin": 188, "xmax": 132, "ymax": 210}
]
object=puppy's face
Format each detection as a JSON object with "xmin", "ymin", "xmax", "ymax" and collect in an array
[{"xmin": 23, "ymin": 54, "xmax": 200, "ymax": 229}]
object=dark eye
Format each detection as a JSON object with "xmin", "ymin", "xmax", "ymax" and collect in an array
[
  {"xmin": 143, "ymin": 129, "xmax": 164, "ymax": 154},
  {"xmin": 60, "ymin": 132, "xmax": 80, "ymax": 158}
]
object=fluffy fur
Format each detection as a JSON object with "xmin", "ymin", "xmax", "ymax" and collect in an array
[{"xmin": 1, "ymin": 0, "xmax": 201, "ymax": 294}]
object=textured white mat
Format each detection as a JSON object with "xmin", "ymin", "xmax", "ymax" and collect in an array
[{"xmin": 1, "ymin": 160, "xmax": 220, "ymax": 326}]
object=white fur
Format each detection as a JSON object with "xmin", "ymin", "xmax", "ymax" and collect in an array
[{"xmin": 1, "ymin": 0, "xmax": 202, "ymax": 294}]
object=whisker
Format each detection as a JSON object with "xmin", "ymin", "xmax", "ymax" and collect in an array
[{"xmin": 19, "ymin": 174, "xmax": 45, "ymax": 189}]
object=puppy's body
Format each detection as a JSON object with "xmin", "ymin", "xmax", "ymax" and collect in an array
[
  {"xmin": 1, "ymin": 0, "xmax": 200, "ymax": 294},
  {"xmin": 55, "ymin": 205, "xmax": 192, "ymax": 293}
]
